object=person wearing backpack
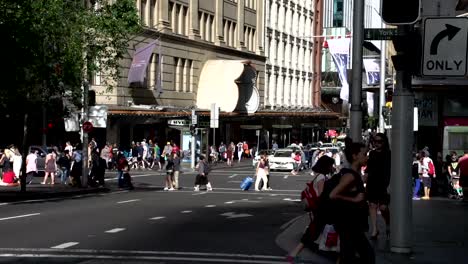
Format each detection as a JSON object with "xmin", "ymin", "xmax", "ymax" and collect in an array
[
  {"xmin": 329, "ymin": 141, "xmax": 375, "ymax": 264},
  {"xmin": 419, "ymin": 151, "xmax": 436, "ymax": 200},
  {"xmin": 287, "ymin": 155, "xmax": 336, "ymax": 263}
]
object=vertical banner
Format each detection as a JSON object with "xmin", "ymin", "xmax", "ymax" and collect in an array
[
  {"xmin": 328, "ymin": 38, "xmax": 351, "ymax": 101},
  {"xmin": 363, "ymin": 58, "xmax": 381, "ymax": 116},
  {"xmin": 363, "ymin": 58, "xmax": 381, "ymax": 85},
  {"xmin": 127, "ymin": 40, "xmax": 158, "ymax": 84}
]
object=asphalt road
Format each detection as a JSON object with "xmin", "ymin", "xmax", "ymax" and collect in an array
[{"xmin": 0, "ymin": 161, "xmax": 312, "ymax": 263}]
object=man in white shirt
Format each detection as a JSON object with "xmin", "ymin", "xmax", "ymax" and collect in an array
[{"xmin": 26, "ymin": 150, "xmax": 38, "ymax": 184}]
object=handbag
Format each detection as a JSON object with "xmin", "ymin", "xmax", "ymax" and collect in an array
[{"xmin": 316, "ymin": 224, "xmax": 340, "ymax": 252}]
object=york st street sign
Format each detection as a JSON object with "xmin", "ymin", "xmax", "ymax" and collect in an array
[
  {"xmin": 364, "ymin": 28, "xmax": 400, "ymax": 40},
  {"xmin": 422, "ymin": 17, "xmax": 468, "ymax": 77}
]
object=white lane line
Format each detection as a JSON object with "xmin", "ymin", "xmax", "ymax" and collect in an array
[
  {"xmin": 51, "ymin": 242, "xmax": 79, "ymax": 249},
  {"xmin": 105, "ymin": 174, "xmax": 147, "ymax": 181},
  {"xmin": 192, "ymin": 192, "xmax": 207, "ymax": 196},
  {"xmin": 149, "ymin": 216, "xmax": 166, "ymax": 220},
  {"xmin": 205, "ymin": 205, "xmax": 216, "ymax": 208},
  {"xmin": 105, "ymin": 228, "xmax": 125, "ymax": 233},
  {"xmin": 0, "ymin": 254, "xmax": 285, "ymax": 263},
  {"xmin": 0, "ymin": 213, "xmax": 40, "ymax": 221},
  {"xmin": 181, "ymin": 210, "xmax": 192, "ymax": 214},
  {"xmin": 242, "ymin": 199, "xmax": 249, "ymax": 201},
  {"xmin": 283, "ymin": 175, "xmax": 289, "ymax": 179},
  {"xmin": 116, "ymin": 199, "xmax": 140, "ymax": 204},
  {"xmin": 224, "ymin": 201, "xmax": 235, "ymax": 204},
  {"xmin": 0, "ymin": 203, "xmax": 9, "ymax": 206},
  {"xmin": 0, "ymin": 248, "xmax": 286, "ymax": 263},
  {"xmin": 228, "ymin": 174, "xmax": 238, "ymax": 178}
]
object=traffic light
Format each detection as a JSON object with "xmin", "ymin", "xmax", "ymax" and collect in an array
[
  {"xmin": 88, "ymin": 90, "xmax": 96, "ymax": 106},
  {"xmin": 381, "ymin": 0, "xmax": 421, "ymax": 25},
  {"xmin": 190, "ymin": 124, "xmax": 197, "ymax": 136}
]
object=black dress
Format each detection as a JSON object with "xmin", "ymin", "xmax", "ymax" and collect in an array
[{"xmin": 366, "ymin": 150, "xmax": 391, "ymax": 205}]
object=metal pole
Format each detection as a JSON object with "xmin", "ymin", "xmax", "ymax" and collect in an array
[
  {"xmin": 390, "ymin": 26, "xmax": 413, "ymax": 253},
  {"xmin": 82, "ymin": 81, "xmax": 89, "ymax": 187},
  {"xmin": 42, "ymin": 106, "xmax": 47, "ymax": 148},
  {"xmin": 213, "ymin": 128, "xmax": 216, "ymax": 150},
  {"xmin": 350, "ymin": 0, "xmax": 365, "ymax": 142},
  {"xmin": 378, "ymin": 40, "xmax": 387, "ymax": 133},
  {"xmin": 191, "ymin": 133, "xmax": 196, "ymax": 169}
]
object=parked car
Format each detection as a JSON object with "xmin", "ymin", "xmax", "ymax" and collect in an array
[
  {"xmin": 269, "ymin": 148, "xmax": 295, "ymax": 171},
  {"xmin": 28, "ymin": 146, "xmax": 59, "ymax": 175},
  {"xmin": 252, "ymin": 150, "xmax": 275, "ymax": 168}
]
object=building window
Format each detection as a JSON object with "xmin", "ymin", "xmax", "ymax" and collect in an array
[
  {"xmin": 149, "ymin": 0, "xmax": 157, "ymax": 28},
  {"xmin": 173, "ymin": 57, "xmax": 193, "ymax": 92},
  {"xmin": 199, "ymin": 12, "xmax": 214, "ymax": 42},
  {"xmin": 90, "ymin": 62, "xmax": 102, "ymax": 86},
  {"xmin": 148, "ymin": 53, "xmax": 161, "ymax": 90}
]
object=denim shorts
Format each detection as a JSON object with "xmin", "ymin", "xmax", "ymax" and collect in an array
[{"xmin": 422, "ymin": 177, "xmax": 432, "ymax": 188}]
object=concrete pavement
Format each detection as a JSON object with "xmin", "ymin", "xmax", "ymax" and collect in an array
[
  {"xmin": 0, "ymin": 161, "xmax": 307, "ymax": 263},
  {"xmin": 275, "ymin": 197, "xmax": 468, "ymax": 264}
]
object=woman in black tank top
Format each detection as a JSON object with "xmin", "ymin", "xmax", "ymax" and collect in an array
[{"xmin": 330, "ymin": 141, "xmax": 375, "ymax": 264}]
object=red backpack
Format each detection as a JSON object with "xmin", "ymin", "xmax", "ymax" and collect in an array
[
  {"xmin": 301, "ymin": 176, "xmax": 321, "ymax": 212},
  {"xmin": 428, "ymin": 160, "xmax": 436, "ymax": 176}
]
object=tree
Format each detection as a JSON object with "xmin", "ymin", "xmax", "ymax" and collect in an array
[{"xmin": 0, "ymin": 0, "xmax": 140, "ymax": 146}]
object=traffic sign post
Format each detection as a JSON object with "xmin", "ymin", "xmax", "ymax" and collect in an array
[{"xmin": 422, "ymin": 17, "xmax": 468, "ymax": 77}]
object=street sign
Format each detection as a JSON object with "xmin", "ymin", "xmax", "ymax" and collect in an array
[
  {"xmin": 422, "ymin": 17, "xmax": 468, "ymax": 77},
  {"xmin": 191, "ymin": 109, "xmax": 197, "ymax": 125},
  {"xmin": 82, "ymin": 121, "xmax": 93, "ymax": 133},
  {"xmin": 364, "ymin": 28, "xmax": 400, "ymax": 40},
  {"xmin": 210, "ymin": 103, "xmax": 219, "ymax": 128}
]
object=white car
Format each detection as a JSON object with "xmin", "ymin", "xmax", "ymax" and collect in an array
[{"xmin": 269, "ymin": 149, "xmax": 295, "ymax": 171}]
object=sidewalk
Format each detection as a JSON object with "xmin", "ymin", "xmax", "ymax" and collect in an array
[
  {"xmin": 0, "ymin": 182, "xmax": 111, "ymax": 203},
  {"xmin": 276, "ymin": 198, "xmax": 468, "ymax": 263}
]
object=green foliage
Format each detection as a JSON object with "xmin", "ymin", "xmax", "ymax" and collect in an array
[{"xmin": 1, "ymin": 0, "xmax": 140, "ymax": 111}]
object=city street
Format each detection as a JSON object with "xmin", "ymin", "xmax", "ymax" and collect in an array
[{"xmin": 0, "ymin": 162, "xmax": 309, "ymax": 263}]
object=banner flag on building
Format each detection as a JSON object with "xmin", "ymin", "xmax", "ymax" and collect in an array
[
  {"xmin": 127, "ymin": 40, "xmax": 158, "ymax": 84},
  {"xmin": 155, "ymin": 38, "xmax": 163, "ymax": 94},
  {"xmin": 363, "ymin": 58, "xmax": 380, "ymax": 85},
  {"xmin": 328, "ymin": 38, "xmax": 350, "ymax": 101},
  {"xmin": 363, "ymin": 58, "xmax": 381, "ymax": 116}
]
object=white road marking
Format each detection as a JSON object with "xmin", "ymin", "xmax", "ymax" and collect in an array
[
  {"xmin": 228, "ymin": 174, "xmax": 238, "ymax": 178},
  {"xmin": 51, "ymin": 242, "xmax": 79, "ymax": 249},
  {"xmin": 283, "ymin": 175, "xmax": 289, "ymax": 179},
  {"xmin": 181, "ymin": 210, "xmax": 192, "ymax": 213},
  {"xmin": 149, "ymin": 216, "xmax": 166, "ymax": 220},
  {"xmin": 205, "ymin": 205, "xmax": 216, "ymax": 208},
  {"xmin": 0, "ymin": 203, "xmax": 8, "ymax": 206},
  {"xmin": 0, "ymin": 213, "xmax": 40, "ymax": 221},
  {"xmin": 283, "ymin": 198, "xmax": 301, "ymax": 202},
  {"xmin": 116, "ymin": 199, "xmax": 140, "ymax": 204},
  {"xmin": 0, "ymin": 248, "xmax": 286, "ymax": 263},
  {"xmin": 220, "ymin": 212, "xmax": 253, "ymax": 219},
  {"xmin": 105, "ymin": 228, "xmax": 125, "ymax": 233},
  {"xmin": 224, "ymin": 201, "xmax": 235, "ymax": 204},
  {"xmin": 242, "ymin": 198, "xmax": 249, "ymax": 201},
  {"xmin": 105, "ymin": 174, "xmax": 147, "ymax": 181},
  {"xmin": 228, "ymin": 181, "xmax": 242, "ymax": 183},
  {"xmin": 192, "ymin": 192, "xmax": 207, "ymax": 196}
]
